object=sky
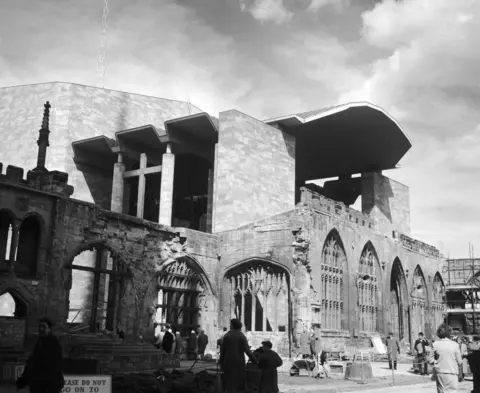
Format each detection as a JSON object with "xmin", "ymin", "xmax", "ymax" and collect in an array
[{"xmin": 0, "ymin": 0, "xmax": 479, "ymax": 258}]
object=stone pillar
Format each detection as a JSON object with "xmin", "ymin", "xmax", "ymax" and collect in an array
[
  {"xmin": 137, "ymin": 153, "xmax": 147, "ymax": 219},
  {"xmin": 111, "ymin": 154, "xmax": 125, "ymax": 213},
  {"xmin": 159, "ymin": 144, "xmax": 175, "ymax": 226}
]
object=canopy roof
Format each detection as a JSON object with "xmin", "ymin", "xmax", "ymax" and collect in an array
[{"xmin": 265, "ymin": 102, "xmax": 412, "ymax": 181}]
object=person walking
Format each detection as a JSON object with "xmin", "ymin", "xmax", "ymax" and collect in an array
[
  {"xmin": 219, "ymin": 318, "xmax": 257, "ymax": 393},
  {"xmin": 414, "ymin": 332, "xmax": 428, "ymax": 375},
  {"xmin": 257, "ymin": 341, "xmax": 283, "ymax": 393},
  {"xmin": 187, "ymin": 330, "xmax": 198, "ymax": 360},
  {"xmin": 428, "ymin": 324, "xmax": 463, "ymax": 393},
  {"xmin": 465, "ymin": 339, "xmax": 480, "ymax": 393},
  {"xmin": 162, "ymin": 325, "xmax": 175, "ymax": 354},
  {"xmin": 386, "ymin": 332, "xmax": 401, "ymax": 370},
  {"xmin": 197, "ymin": 329, "xmax": 209, "ymax": 360},
  {"xmin": 16, "ymin": 317, "xmax": 65, "ymax": 393}
]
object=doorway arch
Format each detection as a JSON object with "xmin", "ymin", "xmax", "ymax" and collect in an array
[{"xmin": 390, "ymin": 258, "xmax": 409, "ymax": 341}]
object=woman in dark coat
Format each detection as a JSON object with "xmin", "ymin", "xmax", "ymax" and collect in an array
[
  {"xmin": 162, "ymin": 326, "xmax": 175, "ymax": 354},
  {"xmin": 197, "ymin": 330, "xmax": 209, "ymax": 360},
  {"xmin": 258, "ymin": 341, "xmax": 283, "ymax": 393},
  {"xmin": 16, "ymin": 317, "xmax": 65, "ymax": 393}
]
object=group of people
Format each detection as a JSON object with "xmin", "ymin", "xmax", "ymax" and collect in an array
[
  {"xmin": 218, "ymin": 318, "xmax": 284, "ymax": 393},
  {"xmin": 153, "ymin": 323, "xmax": 209, "ymax": 360}
]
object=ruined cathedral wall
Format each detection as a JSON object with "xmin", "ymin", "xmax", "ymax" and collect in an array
[
  {"xmin": 0, "ymin": 181, "xmax": 58, "ymax": 339},
  {"xmin": 0, "ymin": 82, "xmax": 202, "ymax": 207},
  {"xmin": 307, "ymin": 206, "xmax": 445, "ymax": 350},
  {"xmin": 45, "ymin": 197, "xmax": 182, "ymax": 341}
]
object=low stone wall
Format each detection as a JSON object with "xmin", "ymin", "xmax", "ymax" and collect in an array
[{"xmin": 0, "ymin": 317, "xmax": 25, "ymax": 349}]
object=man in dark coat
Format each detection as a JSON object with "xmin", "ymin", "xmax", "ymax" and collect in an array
[
  {"xmin": 386, "ymin": 332, "xmax": 400, "ymax": 370},
  {"xmin": 162, "ymin": 325, "xmax": 175, "ymax": 354},
  {"xmin": 220, "ymin": 318, "xmax": 257, "ymax": 393},
  {"xmin": 197, "ymin": 330, "xmax": 209, "ymax": 360},
  {"xmin": 187, "ymin": 330, "xmax": 198, "ymax": 360},
  {"xmin": 465, "ymin": 341, "xmax": 480, "ymax": 393},
  {"xmin": 258, "ymin": 341, "xmax": 283, "ymax": 393},
  {"xmin": 16, "ymin": 317, "xmax": 65, "ymax": 393}
]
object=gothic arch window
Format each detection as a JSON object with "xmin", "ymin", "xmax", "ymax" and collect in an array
[
  {"xmin": 320, "ymin": 231, "xmax": 347, "ymax": 330},
  {"xmin": 67, "ymin": 247, "xmax": 131, "ymax": 333},
  {"xmin": 16, "ymin": 216, "xmax": 42, "ymax": 277},
  {"xmin": 224, "ymin": 260, "xmax": 290, "ymax": 333},
  {"xmin": 0, "ymin": 291, "xmax": 28, "ymax": 349},
  {"xmin": 156, "ymin": 259, "xmax": 207, "ymax": 337},
  {"xmin": 432, "ymin": 272, "xmax": 446, "ymax": 329},
  {"xmin": 411, "ymin": 265, "xmax": 428, "ymax": 339},
  {"xmin": 390, "ymin": 258, "xmax": 408, "ymax": 340},
  {"xmin": 0, "ymin": 210, "xmax": 15, "ymax": 272},
  {"xmin": 357, "ymin": 242, "xmax": 381, "ymax": 332}
]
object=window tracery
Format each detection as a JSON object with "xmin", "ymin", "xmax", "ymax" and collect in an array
[
  {"xmin": 411, "ymin": 266, "xmax": 427, "ymax": 339},
  {"xmin": 320, "ymin": 233, "xmax": 346, "ymax": 330},
  {"xmin": 357, "ymin": 244, "xmax": 380, "ymax": 332},
  {"xmin": 156, "ymin": 260, "xmax": 205, "ymax": 336},
  {"xmin": 224, "ymin": 262, "xmax": 289, "ymax": 332},
  {"xmin": 432, "ymin": 273, "xmax": 445, "ymax": 328}
]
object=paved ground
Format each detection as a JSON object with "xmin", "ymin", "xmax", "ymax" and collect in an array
[{"xmin": 1, "ymin": 361, "xmax": 472, "ymax": 393}]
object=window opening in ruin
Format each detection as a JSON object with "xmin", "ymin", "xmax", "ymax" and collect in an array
[
  {"xmin": 156, "ymin": 260, "xmax": 205, "ymax": 337},
  {"xmin": 320, "ymin": 232, "xmax": 347, "ymax": 330},
  {"xmin": 224, "ymin": 261, "xmax": 290, "ymax": 333},
  {"xmin": 67, "ymin": 248, "xmax": 130, "ymax": 333},
  {"xmin": 357, "ymin": 243, "xmax": 381, "ymax": 332},
  {"xmin": 0, "ymin": 210, "xmax": 14, "ymax": 270},
  {"xmin": 15, "ymin": 216, "xmax": 41, "ymax": 277},
  {"xmin": 390, "ymin": 259, "xmax": 408, "ymax": 340},
  {"xmin": 0, "ymin": 291, "xmax": 27, "ymax": 318},
  {"xmin": 172, "ymin": 153, "xmax": 212, "ymax": 232},
  {"xmin": 432, "ymin": 273, "xmax": 446, "ymax": 329},
  {"xmin": 410, "ymin": 266, "xmax": 427, "ymax": 340}
]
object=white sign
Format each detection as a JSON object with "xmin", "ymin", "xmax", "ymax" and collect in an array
[{"xmin": 61, "ymin": 375, "xmax": 112, "ymax": 393}]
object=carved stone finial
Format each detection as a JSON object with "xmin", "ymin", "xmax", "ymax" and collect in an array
[{"xmin": 42, "ymin": 101, "xmax": 51, "ymax": 130}]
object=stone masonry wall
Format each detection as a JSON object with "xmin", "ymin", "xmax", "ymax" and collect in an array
[
  {"xmin": 362, "ymin": 172, "xmax": 411, "ymax": 236},
  {"xmin": 0, "ymin": 317, "xmax": 26, "ymax": 349},
  {"xmin": 213, "ymin": 110, "xmax": 296, "ymax": 233}
]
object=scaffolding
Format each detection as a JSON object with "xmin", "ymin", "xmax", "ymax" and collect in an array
[{"xmin": 446, "ymin": 245, "xmax": 480, "ymax": 334}]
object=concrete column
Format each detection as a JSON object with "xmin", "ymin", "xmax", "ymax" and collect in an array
[
  {"xmin": 111, "ymin": 154, "xmax": 125, "ymax": 213},
  {"xmin": 159, "ymin": 144, "xmax": 175, "ymax": 226},
  {"xmin": 137, "ymin": 153, "xmax": 147, "ymax": 219}
]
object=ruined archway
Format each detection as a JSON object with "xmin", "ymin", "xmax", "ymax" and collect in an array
[
  {"xmin": 16, "ymin": 214, "xmax": 43, "ymax": 277},
  {"xmin": 432, "ymin": 272, "xmax": 446, "ymax": 331},
  {"xmin": 223, "ymin": 258, "xmax": 291, "ymax": 355},
  {"xmin": 320, "ymin": 229, "xmax": 348, "ymax": 330},
  {"xmin": 65, "ymin": 243, "xmax": 133, "ymax": 334},
  {"xmin": 0, "ymin": 289, "xmax": 29, "ymax": 349},
  {"xmin": 156, "ymin": 256, "xmax": 214, "ymax": 337},
  {"xmin": 357, "ymin": 241, "xmax": 382, "ymax": 333},
  {"xmin": 410, "ymin": 265, "xmax": 428, "ymax": 340},
  {"xmin": 390, "ymin": 258, "xmax": 409, "ymax": 341}
]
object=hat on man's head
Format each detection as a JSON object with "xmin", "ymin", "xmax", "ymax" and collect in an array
[{"xmin": 261, "ymin": 340, "xmax": 273, "ymax": 349}]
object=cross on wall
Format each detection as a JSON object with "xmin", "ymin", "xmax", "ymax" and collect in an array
[{"xmin": 123, "ymin": 153, "xmax": 162, "ymax": 219}]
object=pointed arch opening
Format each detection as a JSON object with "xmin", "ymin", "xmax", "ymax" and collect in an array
[
  {"xmin": 0, "ymin": 290, "xmax": 29, "ymax": 349},
  {"xmin": 357, "ymin": 241, "xmax": 382, "ymax": 332},
  {"xmin": 390, "ymin": 258, "xmax": 409, "ymax": 341},
  {"xmin": 410, "ymin": 265, "xmax": 428, "ymax": 339},
  {"xmin": 432, "ymin": 272, "xmax": 446, "ymax": 330},
  {"xmin": 65, "ymin": 244, "xmax": 133, "ymax": 334},
  {"xmin": 156, "ymin": 256, "xmax": 214, "ymax": 338},
  {"xmin": 16, "ymin": 215, "xmax": 43, "ymax": 277},
  {"xmin": 320, "ymin": 229, "xmax": 347, "ymax": 330}
]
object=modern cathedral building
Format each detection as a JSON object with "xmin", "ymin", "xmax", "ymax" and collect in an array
[{"xmin": 0, "ymin": 82, "xmax": 445, "ymax": 364}]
